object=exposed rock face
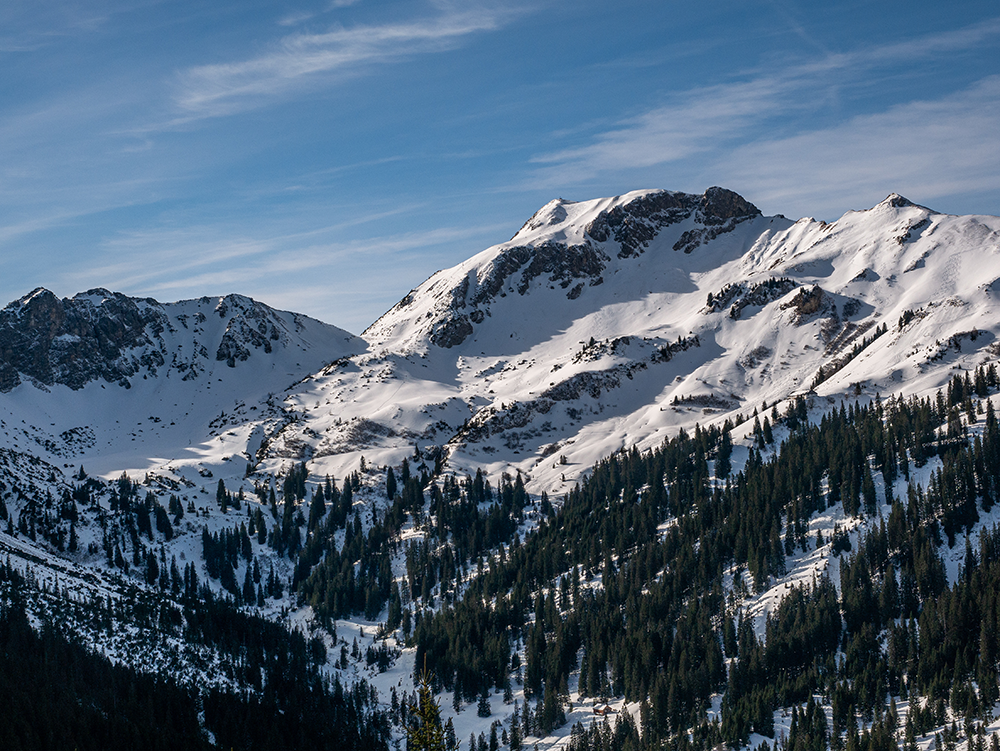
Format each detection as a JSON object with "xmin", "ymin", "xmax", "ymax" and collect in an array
[
  {"xmin": 705, "ymin": 278, "xmax": 801, "ymax": 320},
  {"xmin": 586, "ymin": 187, "xmax": 761, "ymax": 258},
  {"xmin": 465, "ymin": 241, "xmax": 609, "ymax": 308},
  {"xmin": 700, "ymin": 186, "xmax": 762, "ymax": 223},
  {"xmin": 422, "ymin": 189, "xmax": 761, "ymax": 349},
  {"xmin": 430, "ymin": 242, "xmax": 609, "ymax": 348},
  {"xmin": 370, "ymin": 187, "xmax": 763, "ymax": 351},
  {"xmin": 0, "ymin": 288, "xmax": 165, "ymax": 391},
  {"xmin": 430, "ymin": 315, "xmax": 475, "ymax": 349},
  {"xmin": 882, "ymin": 193, "xmax": 916, "ymax": 209},
  {"xmin": 0, "ymin": 289, "xmax": 304, "ymax": 391},
  {"xmin": 781, "ymin": 285, "xmax": 834, "ymax": 326},
  {"xmin": 214, "ymin": 298, "xmax": 282, "ymax": 367},
  {"xmin": 784, "ymin": 286, "xmax": 825, "ymax": 316}
]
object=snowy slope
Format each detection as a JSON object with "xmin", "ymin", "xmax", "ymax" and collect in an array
[
  {"xmin": 0, "ymin": 290, "xmax": 363, "ymax": 488},
  {"xmin": 9, "ymin": 189, "xmax": 997, "ymax": 502},
  {"xmin": 257, "ymin": 190, "xmax": 1000, "ymax": 495}
]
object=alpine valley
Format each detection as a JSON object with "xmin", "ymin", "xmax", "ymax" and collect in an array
[{"xmin": 3, "ymin": 187, "xmax": 1000, "ymax": 751}]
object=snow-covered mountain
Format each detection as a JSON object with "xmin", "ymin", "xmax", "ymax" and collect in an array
[
  {"xmin": 3, "ymin": 187, "xmax": 999, "ymax": 502},
  {"xmin": 254, "ymin": 188, "xmax": 1000, "ymax": 495},
  {"xmin": 0, "ymin": 289, "xmax": 363, "ymax": 488}
]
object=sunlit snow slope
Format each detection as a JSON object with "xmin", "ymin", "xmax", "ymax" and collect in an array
[{"xmin": 256, "ymin": 189, "xmax": 1000, "ymax": 494}]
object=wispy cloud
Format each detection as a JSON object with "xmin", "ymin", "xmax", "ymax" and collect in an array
[
  {"xmin": 278, "ymin": 11, "xmax": 319, "ymax": 28},
  {"xmin": 846, "ymin": 15, "xmax": 1000, "ymax": 67},
  {"xmin": 529, "ymin": 16, "xmax": 1000, "ymax": 202},
  {"xmin": 173, "ymin": 3, "xmax": 516, "ymax": 120},
  {"xmin": 531, "ymin": 76, "xmax": 796, "ymax": 184},
  {"xmin": 0, "ymin": 0, "xmax": 165, "ymax": 52}
]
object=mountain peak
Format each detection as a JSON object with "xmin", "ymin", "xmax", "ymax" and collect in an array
[
  {"xmin": 513, "ymin": 198, "xmax": 573, "ymax": 238},
  {"xmin": 883, "ymin": 192, "xmax": 911, "ymax": 206},
  {"xmin": 0, "ymin": 288, "xmax": 362, "ymax": 392},
  {"xmin": 872, "ymin": 193, "xmax": 935, "ymax": 213},
  {"xmin": 8, "ymin": 286, "xmax": 58, "ymax": 310},
  {"xmin": 366, "ymin": 187, "xmax": 769, "ymax": 351},
  {"xmin": 701, "ymin": 186, "xmax": 761, "ymax": 222},
  {"xmin": 583, "ymin": 187, "xmax": 760, "ymax": 256}
]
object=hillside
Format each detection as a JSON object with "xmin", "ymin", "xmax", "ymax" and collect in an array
[{"xmin": 0, "ymin": 188, "xmax": 999, "ymax": 751}]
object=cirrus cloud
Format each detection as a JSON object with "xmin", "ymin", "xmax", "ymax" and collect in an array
[{"xmin": 174, "ymin": 4, "xmax": 518, "ymax": 120}]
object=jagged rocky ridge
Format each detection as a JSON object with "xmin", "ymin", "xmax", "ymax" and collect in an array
[
  {"xmin": 0, "ymin": 288, "xmax": 168, "ymax": 391},
  {"xmin": 383, "ymin": 187, "xmax": 761, "ymax": 350},
  {"xmin": 4, "ymin": 188, "xmax": 1000, "ymax": 503},
  {"xmin": 258, "ymin": 188, "xmax": 1000, "ymax": 500}
]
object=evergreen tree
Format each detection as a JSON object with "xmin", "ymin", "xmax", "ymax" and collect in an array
[
  {"xmin": 444, "ymin": 718, "xmax": 457, "ymax": 751},
  {"xmin": 387, "ymin": 466, "xmax": 397, "ymax": 500},
  {"xmin": 509, "ymin": 709, "xmax": 522, "ymax": 751},
  {"xmin": 243, "ymin": 567, "xmax": 255, "ymax": 604},
  {"xmin": 408, "ymin": 671, "xmax": 446, "ymax": 751},
  {"xmin": 716, "ymin": 428, "xmax": 733, "ymax": 478},
  {"xmin": 217, "ymin": 479, "xmax": 228, "ymax": 512},
  {"xmin": 308, "ymin": 484, "xmax": 326, "ymax": 531}
]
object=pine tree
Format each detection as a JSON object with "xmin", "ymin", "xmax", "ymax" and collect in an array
[
  {"xmin": 308, "ymin": 484, "xmax": 326, "ymax": 530},
  {"xmin": 510, "ymin": 711, "xmax": 522, "ymax": 751},
  {"xmin": 716, "ymin": 428, "xmax": 733, "ymax": 478},
  {"xmin": 243, "ymin": 567, "xmax": 255, "ymax": 604},
  {"xmin": 408, "ymin": 670, "xmax": 446, "ymax": 751},
  {"xmin": 477, "ymin": 685, "xmax": 492, "ymax": 717},
  {"xmin": 444, "ymin": 718, "xmax": 457, "ymax": 751},
  {"xmin": 387, "ymin": 466, "xmax": 397, "ymax": 500}
]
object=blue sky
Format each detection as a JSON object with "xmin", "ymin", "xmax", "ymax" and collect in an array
[{"xmin": 2, "ymin": 1, "xmax": 999, "ymax": 333}]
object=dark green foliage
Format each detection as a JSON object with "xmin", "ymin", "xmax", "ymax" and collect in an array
[
  {"xmin": 0, "ymin": 586, "xmax": 211, "ymax": 751},
  {"xmin": 407, "ymin": 671, "xmax": 446, "ymax": 751},
  {"xmin": 0, "ymin": 559, "xmax": 390, "ymax": 751},
  {"xmin": 405, "ymin": 364, "xmax": 1000, "ymax": 750},
  {"xmin": 298, "ymin": 468, "xmax": 526, "ymax": 626},
  {"xmin": 50, "ymin": 361, "xmax": 981, "ymax": 751},
  {"xmin": 386, "ymin": 466, "xmax": 397, "ymax": 500},
  {"xmin": 477, "ymin": 686, "xmax": 492, "ymax": 717}
]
